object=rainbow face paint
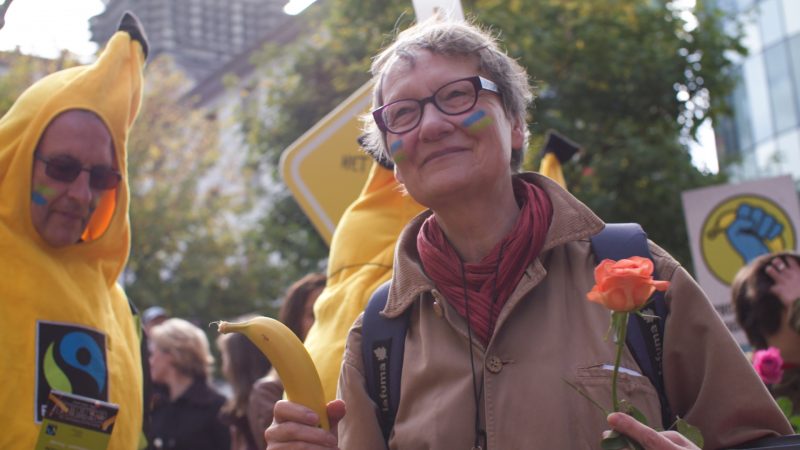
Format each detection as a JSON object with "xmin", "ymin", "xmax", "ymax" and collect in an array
[
  {"xmin": 462, "ymin": 109, "xmax": 493, "ymax": 132},
  {"xmin": 31, "ymin": 185, "xmax": 57, "ymax": 205},
  {"xmin": 390, "ymin": 139, "xmax": 407, "ymax": 163}
]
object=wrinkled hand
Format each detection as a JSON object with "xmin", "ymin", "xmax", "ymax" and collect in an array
[
  {"xmin": 726, "ymin": 204, "xmax": 782, "ymax": 264},
  {"xmin": 606, "ymin": 413, "xmax": 700, "ymax": 450},
  {"xmin": 765, "ymin": 256, "xmax": 800, "ymax": 308},
  {"xmin": 265, "ymin": 399, "xmax": 345, "ymax": 449}
]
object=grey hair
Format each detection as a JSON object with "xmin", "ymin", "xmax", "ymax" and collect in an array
[{"xmin": 360, "ymin": 18, "xmax": 533, "ymax": 170}]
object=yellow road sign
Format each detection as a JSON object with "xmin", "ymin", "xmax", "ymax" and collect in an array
[{"xmin": 279, "ymin": 81, "xmax": 375, "ymax": 245}]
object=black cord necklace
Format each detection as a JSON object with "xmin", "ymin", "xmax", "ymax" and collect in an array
[{"xmin": 459, "ymin": 243, "xmax": 504, "ymax": 450}]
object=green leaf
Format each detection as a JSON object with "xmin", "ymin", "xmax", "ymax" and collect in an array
[
  {"xmin": 601, "ymin": 432, "xmax": 643, "ymax": 450},
  {"xmin": 788, "ymin": 414, "xmax": 800, "ymax": 432},
  {"xmin": 601, "ymin": 432, "xmax": 630, "ymax": 450},
  {"xmin": 776, "ymin": 396, "xmax": 794, "ymax": 417},
  {"xmin": 676, "ymin": 417, "xmax": 704, "ymax": 448},
  {"xmin": 619, "ymin": 400, "xmax": 650, "ymax": 428}
]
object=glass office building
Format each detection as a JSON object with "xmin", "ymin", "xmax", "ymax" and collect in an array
[{"xmin": 715, "ymin": 0, "xmax": 800, "ymax": 184}]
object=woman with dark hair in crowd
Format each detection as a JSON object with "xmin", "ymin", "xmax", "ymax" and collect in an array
[{"xmin": 248, "ymin": 272, "xmax": 326, "ymax": 448}]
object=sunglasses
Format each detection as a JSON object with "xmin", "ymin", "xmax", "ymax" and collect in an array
[{"xmin": 35, "ymin": 154, "xmax": 121, "ymax": 190}]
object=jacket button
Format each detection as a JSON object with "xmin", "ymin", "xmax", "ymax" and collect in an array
[
  {"xmin": 432, "ymin": 300, "xmax": 444, "ymax": 317},
  {"xmin": 486, "ymin": 355, "xmax": 503, "ymax": 373}
]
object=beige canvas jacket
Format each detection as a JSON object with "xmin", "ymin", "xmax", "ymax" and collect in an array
[{"xmin": 338, "ymin": 172, "xmax": 791, "ymax": 450}]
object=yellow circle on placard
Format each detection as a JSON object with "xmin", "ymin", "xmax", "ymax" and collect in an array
[{"xmin": 701, "ymin": 194, "xmax": 795, "ymax": 285}]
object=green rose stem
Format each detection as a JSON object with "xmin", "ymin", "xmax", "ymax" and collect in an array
[{"xmin": 611, "ymin": 311, "xmax": 628, "ymax": 412}]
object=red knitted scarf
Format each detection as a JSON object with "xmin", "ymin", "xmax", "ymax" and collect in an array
[{"xmin": 417, "ymin": 179, "xmax": 553, "ymax": 344}]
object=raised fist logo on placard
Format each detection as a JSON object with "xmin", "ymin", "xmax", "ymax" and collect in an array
[
  {"xmin": 725, "ymin": 203, "xmax": 784, "ymax": 264},
  {"xmin": 701, "ymin": 195, "xmax": 794, "ymax": 285}
]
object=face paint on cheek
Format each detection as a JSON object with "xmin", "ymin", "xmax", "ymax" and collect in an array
[
  {"xmin": 462, "ymin": 109, "xmax": 494, "ymax": 133},
  {"xmin": 31, "ymin": 185, "xmax": 57, "ymax": 205},
  {"xmin": 31, "ymin": 192, "xmax": 47, "ymax": 205},
  {"xmin": 390, "ymin": 139, "xmax": 407, "ymax": 163}
]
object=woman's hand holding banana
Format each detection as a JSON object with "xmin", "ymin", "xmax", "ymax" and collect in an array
[{"xmin": 266, "ymin": 399, "xmax": 345, "ymax": 449}]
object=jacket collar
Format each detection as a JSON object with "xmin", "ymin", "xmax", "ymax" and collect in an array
[{"xmin": 383, "ymin": 172, "xmax": 604, "ymax": 318}]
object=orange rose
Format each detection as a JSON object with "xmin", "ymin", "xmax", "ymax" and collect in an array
[{"xmin": 587, "ymin": 257, "xmax": 670, "ymax": 312}]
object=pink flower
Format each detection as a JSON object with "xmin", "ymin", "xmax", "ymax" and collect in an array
[{"xmin": 753, "ymin": 347, "xmax": 784, "ymax": 385}]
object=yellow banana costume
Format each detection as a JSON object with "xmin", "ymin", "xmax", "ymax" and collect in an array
[
  {"xmin": 538, "ymin": 130, "xmax": 580, "ymax": 190},
  {"xmin": 0, "ymin": 13, "xmax": 147, "ymax": 449},
  {"xmin": 304, "ymin": 162, "xmax": 425, "ymax": 402},
  {"xmin": 539, "ymin": 151, "xmax": 567, "ymax": 189}
]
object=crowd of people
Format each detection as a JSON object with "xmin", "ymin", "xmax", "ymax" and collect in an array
[
  {"xmin": 141, "ymin": 274, "xmax": 325, "ymax": 450},
  {"xmin": 3, "ymin": 8, "xmax": 800, "ymax": 450}
]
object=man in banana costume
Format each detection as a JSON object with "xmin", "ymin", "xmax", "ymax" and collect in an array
[{"xmin": 0, "ymin": 13, "xmax": 149, "ymax": 449}]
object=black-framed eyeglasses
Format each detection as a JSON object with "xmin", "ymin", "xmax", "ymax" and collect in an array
[
  {"xmin": 372, "ymin": 76, "xmax": 501, "ymax": 134},
  {"xmin": 35, "ymin": 154, "xmax": 121, "ymax": 190}
]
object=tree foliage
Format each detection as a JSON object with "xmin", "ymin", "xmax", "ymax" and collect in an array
[
  {"xmin": 483, "ymin": 0, "xmax": 744, "ymax": 267},
  {"xmin": 242, "ymin": 0, "xmax": 745, "ymax": 272},
  {"xmin": 0, "ymin": 50, "xmax": 79, "ymax": 115},
  {"xmin": 124, "ymin": 56, "xmax": 281, "ymax": 326}
]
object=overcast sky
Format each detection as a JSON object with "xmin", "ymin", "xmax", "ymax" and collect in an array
[{"xmin": 0, "ymin": 0, "xmax": 104, "ymax": 61}]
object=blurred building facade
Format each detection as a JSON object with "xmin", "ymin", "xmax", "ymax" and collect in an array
[
  {"xmin": 88, "ymin": 0, "xmax": 305, "ymax": 212},
  {"xmin": 715, "ymin": 0, "xmax": 800, "ymax": 184},
  {"xmin": 89, "ymin": 0, "xmax": 286, "ymax": 82}
]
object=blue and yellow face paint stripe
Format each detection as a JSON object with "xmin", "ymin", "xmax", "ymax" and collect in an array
[
  {"xmin": 390, "ymin": 139, "xmax": 407, "ymax": 163},
  {"xmin": 462, "ymin": 110, "xmax": 493, "ymax": 132},
  {"xmin": 32, "ymin": 185, "xmax": 57, "ymax": 205}
]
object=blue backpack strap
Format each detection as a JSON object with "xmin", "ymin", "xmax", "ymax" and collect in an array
[
  {"xmin": 362, "ymin": 280, "xmax": 408, "ymax": 443},
  {"xmin": 591, "ymin": 223, "xmax": 674, "ymax": 431}
]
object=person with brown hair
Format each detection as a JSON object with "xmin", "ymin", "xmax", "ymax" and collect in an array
[
  {"xmin": 248, "ymin": 272, "xmax": 326, "ymax": 448},
  {"xmin": 732, "ymin": 251, "xmax": 800, "ymax": 413},
  {"xmin": 147, "ymin": 318, "xmax": 230, "ymax": 450},
  {"xmin": 217, "ymin": 315, "xmax": 272, "ymax": 450}
]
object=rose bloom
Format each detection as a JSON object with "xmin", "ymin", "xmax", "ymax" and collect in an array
[
  {"xmin": 753, "ymin": 347, "xmax": 784, "ymax": 385},
  {"xmin": 587, "ymin": 257, "xmax": 670, "ymax": 313}
]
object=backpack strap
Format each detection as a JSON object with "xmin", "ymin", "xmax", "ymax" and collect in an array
[
  {"xmin": 362, "ymin": 280, "xmax": 408, "ymax": 443},
  {"xmin": 590, "ymin": 223, "xmax": 674, "ymax": 430}
]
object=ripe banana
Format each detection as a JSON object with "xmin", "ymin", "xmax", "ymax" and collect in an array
[{"xmin": 216, "ymin": 316, "xmax": 330, "ymax": 430}]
